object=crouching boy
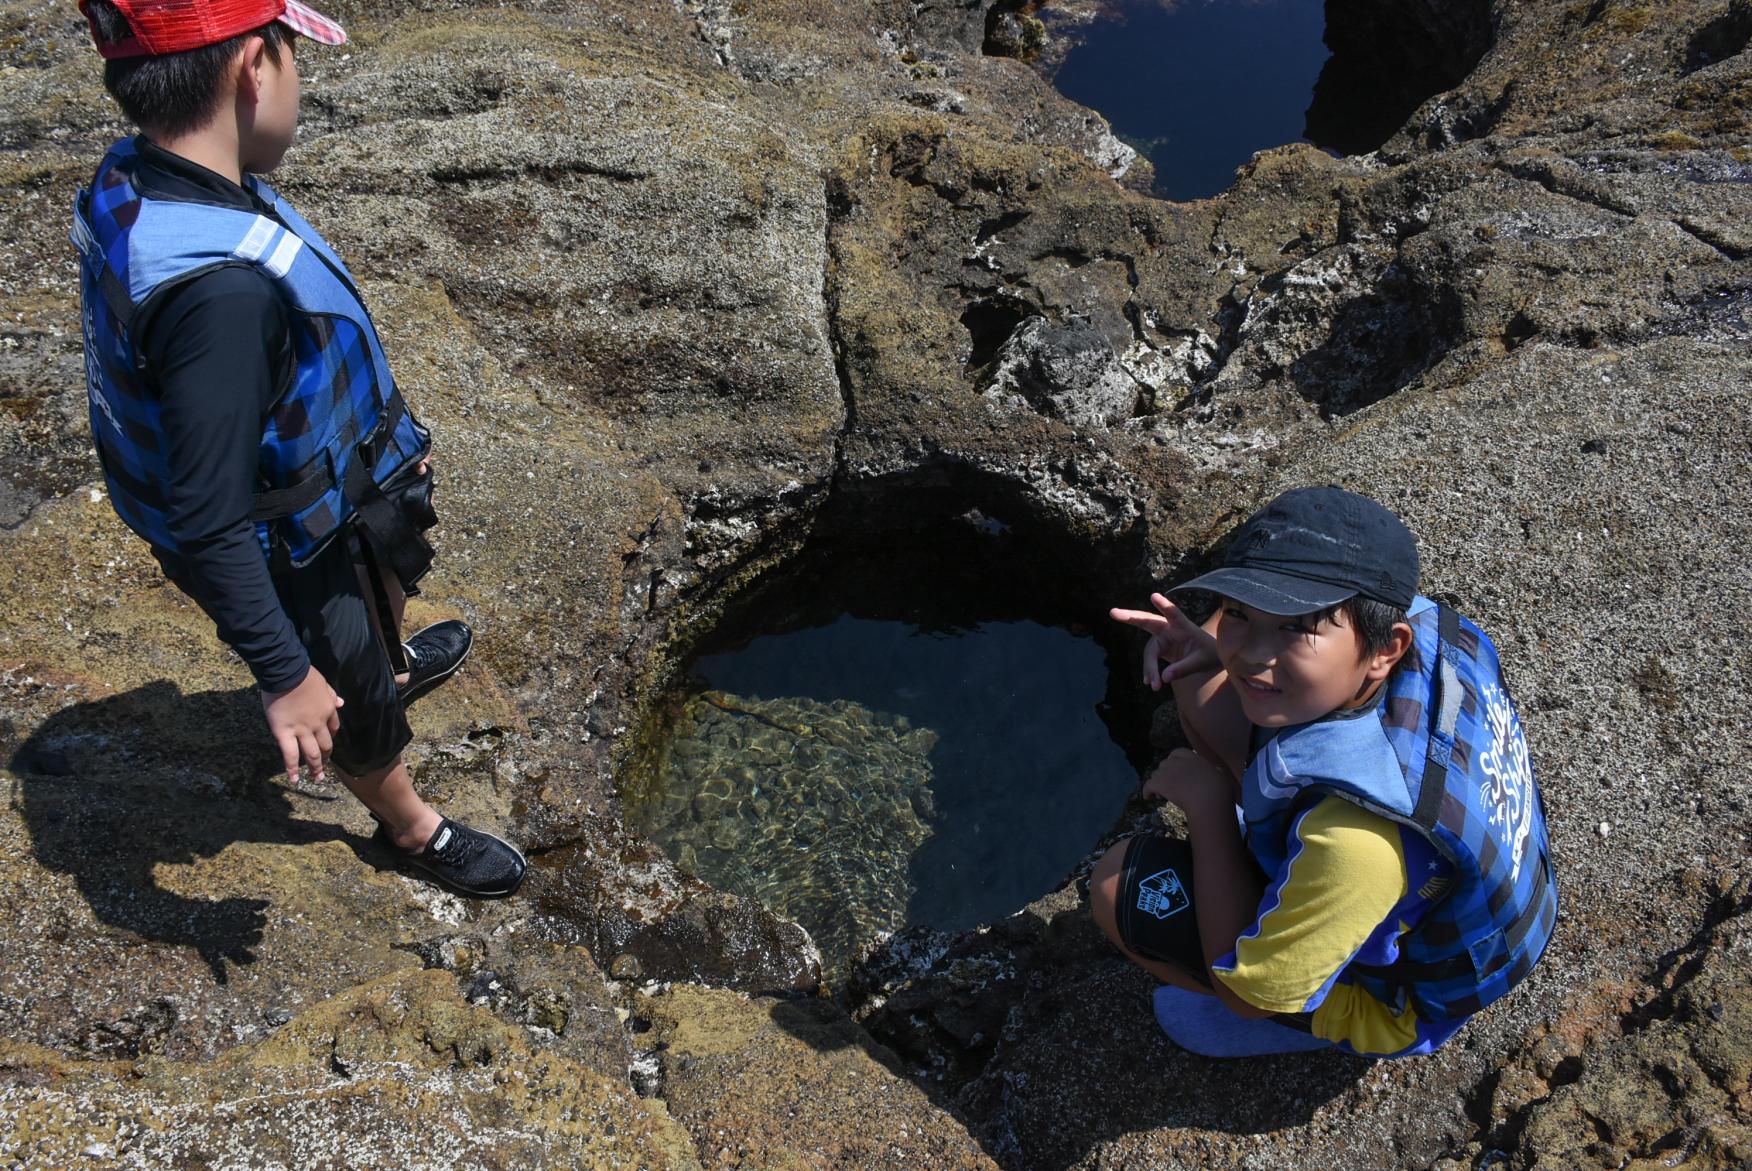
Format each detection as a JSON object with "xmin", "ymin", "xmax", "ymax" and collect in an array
[
  {"xmin": 1098, "ymin": 487, "xmax": 1555, "ymax": 1057},
  {"xmin": 71, "ymin": 0, "xmax": 526, "ymax": 895}
]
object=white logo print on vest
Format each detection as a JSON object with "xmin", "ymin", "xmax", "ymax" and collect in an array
[{"xmin": 1479, "ymin": 682, "xmax": 1535, "ymax": 883}]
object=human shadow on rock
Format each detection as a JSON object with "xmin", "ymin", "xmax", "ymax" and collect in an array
[{"xmin": 10, "ymin": 680, "xmax": 354, "ymax": 984}]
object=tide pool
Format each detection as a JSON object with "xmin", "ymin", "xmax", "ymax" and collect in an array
[{"xmin": 1054, "ymin": 0, "xmax": 1332, "ymax": 201}]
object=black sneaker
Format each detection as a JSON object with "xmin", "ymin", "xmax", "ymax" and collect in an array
[
  {"xmin": 376, "ymin": 816, "xmax": 528, "ymax": 898},
  {"xmin": 397, "ymin": 619, "xmax": 472, "ymax": 708}
]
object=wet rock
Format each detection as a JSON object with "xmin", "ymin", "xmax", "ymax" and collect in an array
[{"xmin": 529, "ymin": 830, "xmax": 821, "ymax": 997}]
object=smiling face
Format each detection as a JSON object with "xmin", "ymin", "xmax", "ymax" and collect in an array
[{"xmin": 1215, "ymin": 598, "xmax": 1381, "ymax": 728}]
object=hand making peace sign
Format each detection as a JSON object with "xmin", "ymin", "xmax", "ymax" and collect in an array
[{"xmin": 1108, "ymin": 592, "xmax": 1221, "ymax": 691}]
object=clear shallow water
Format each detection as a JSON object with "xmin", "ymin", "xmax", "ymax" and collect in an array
[
  {"xmin": 1054, "ymin": 0, "xmax": 1331, "ymax": 201},
  {"xmin": 627, "ymin": 615, "xmax": 1140, "ymax": 981}
]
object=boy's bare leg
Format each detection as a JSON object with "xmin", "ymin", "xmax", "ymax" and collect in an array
[
  {"xmin": 1170, "ymin": 612, "xmax": 1250, "ymax": 788},
  {"xmin": 1088, "ymin": 843, "xmax": 1215, "ymax": 994},
  {"xmin": 384, "ymin": 572, "xmax": 411, "ymax": 686},
  {"xmin": 337, "ymin": 754, "xmax": 442, "ymax": 850},
  {"xmin": 352, "ymin": 558, "xmax": 414, "ymax": 686}
]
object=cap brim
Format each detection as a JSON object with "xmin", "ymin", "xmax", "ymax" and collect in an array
[
  {"xmin": 278, "ymin": 0, "xmax": 347, "ymax": 45},
  {"xmin": 1171, "ymin": 567, "xmax": 1356, "ymax": 615}
]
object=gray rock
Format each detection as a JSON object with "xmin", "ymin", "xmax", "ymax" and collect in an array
[{"xmin": 985, "ymin": 318, "xmax": 1143, "ymax": 429}]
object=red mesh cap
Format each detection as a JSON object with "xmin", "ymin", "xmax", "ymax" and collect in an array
[{"xmin": 81, "ymin": 0, "xmax": 346, "ymax": 59}]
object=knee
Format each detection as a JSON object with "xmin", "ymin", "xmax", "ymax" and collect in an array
[{"xmin": 1088, "ymin": 841, "xmax": 1130, "ymax": 946}]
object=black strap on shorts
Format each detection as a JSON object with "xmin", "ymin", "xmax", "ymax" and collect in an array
[
  {"xmin": 344, "ymin": 460, "xmax": 433, "ymax": 589},
  {"xmin": 352, "ymin": 523, "xmax": 410, "ymax": 677}
]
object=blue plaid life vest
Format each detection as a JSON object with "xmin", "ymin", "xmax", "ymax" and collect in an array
[
  {"xmin": 1240, "ymin": 596, "xmax": 1558, "ymax": 1023},
  {"xmin": 70, "ymin": 138, "xmax": 428, "ymax": 571}
]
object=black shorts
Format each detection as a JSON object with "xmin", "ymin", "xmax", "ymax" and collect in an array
[
  {"xmin": 1114, "ymin": 834, "xmax": 1209, "ymax": 984},
  {"xmin": 273, "ymin": 525, "xmax": 410, "ymax": 776}
]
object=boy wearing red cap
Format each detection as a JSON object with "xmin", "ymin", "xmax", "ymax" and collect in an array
[
  {"xmin": 1100, "ymin": 487, "xmax": 1556, "ymax": 1058},
  {"xmin": 72, "ymin": 0, "xmax": 527, "ymax": 895}
]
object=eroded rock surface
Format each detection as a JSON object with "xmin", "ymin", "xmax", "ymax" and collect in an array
[
  {"xmin": 0, "ymin": 969, "xmax": 700, "ymax": 1169},
  {"xmin": 635, "ymin": 982, "xmax": 998, "ymax": 1169},
  {"xmin": 1, "ymin": 0, "xmax": 1749, "ymax": 1165}
]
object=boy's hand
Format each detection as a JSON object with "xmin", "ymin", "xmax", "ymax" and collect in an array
[
  {"xmin": 261, "ymin": 667, "xmax": 344, "ymax": 784},
  {"xmin": 1109, "ymin": 592, "xmax": 1219, "ymax": 691},
  {"xmin": 1142, "ymin": 748, "xmax": 1233, "ymax": 815}
]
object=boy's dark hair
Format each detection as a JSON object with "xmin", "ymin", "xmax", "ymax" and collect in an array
[
  {"xmin": 1317, "ymin": 596, "xmax": 1418, "ymax": 673},
  {"xmin": 86, "ymin": 0, "xmax": 286, "ymax": 138}
]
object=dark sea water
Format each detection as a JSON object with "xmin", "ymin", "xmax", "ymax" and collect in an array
[
  {"xmin": 636, "ymin": 614, "xmax": 1140, "ymax": 972},
  {"xmin": 1054, "ymin": 0, "xmax": 1331, "ymax": 201}
]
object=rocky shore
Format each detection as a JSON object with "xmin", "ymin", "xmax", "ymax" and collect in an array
[{"xmin": 1, "ymin": 0, "xmax": 1749, "ymax": 1166}]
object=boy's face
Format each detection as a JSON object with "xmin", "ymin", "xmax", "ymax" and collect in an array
[{"xmin": 1214, "ymin": 598, "xmax": 1375, "ymax": 728}]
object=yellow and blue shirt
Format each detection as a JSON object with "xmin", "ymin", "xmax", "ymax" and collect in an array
[{"xmin": 1210, "ymin": 796, "xmax": 1460, "ymax": 1056}]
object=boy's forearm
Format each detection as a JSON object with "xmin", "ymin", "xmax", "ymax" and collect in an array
[
  {"xmin": 146, "ymin": 264, "xmax": 308, "ymax": 691},
  {"xmin": 1167, "ymin": 611, "xmax": 1249, "ymax": 784},
  {"xmin": 1181, "ymin": 796, "xmax": 1273, "ymax": 1019},
  {"xmin": 161, "ymin": 528, "xmax": 310, "ymax": 692}
]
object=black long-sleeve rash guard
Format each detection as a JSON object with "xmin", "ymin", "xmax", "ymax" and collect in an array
[{"xmin": 126, "ymin": 137, "xmax": 309, "ymax": 693}]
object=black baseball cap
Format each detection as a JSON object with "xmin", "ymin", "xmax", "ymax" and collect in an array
[{"xmin": 1173, "ymin": 486, "xmax": 1419, "ymax": 614}]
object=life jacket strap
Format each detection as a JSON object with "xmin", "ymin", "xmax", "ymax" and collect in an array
[
  {"xmin": 1351, "ymin": 856, "xmax": 1553, "ymax": 989},
  {"xmin": 250, "ymin": 368, "xmax": 393, "ymax": 525},
  {"xmin": 250, "ymin": 458, "xmax": 335, "ymax": 523},
  {"xmin": 1409, "ymin": 605, "xmax": 1464, "ymax": 832},
  {"xmin": 250, "ymin": 389, "xmax": 432, "ymax": 585},
  {"xmin": 340, "ymin": 392, "xmax": 434, "ymax": 588},
  {"xmin": 71, "ymin": 195, "xmax": 139, "ymax": 330}
]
